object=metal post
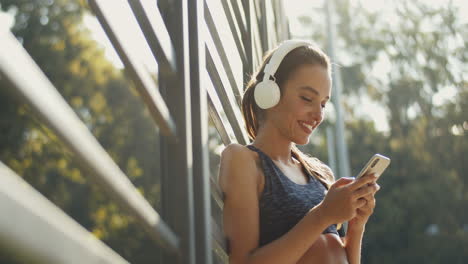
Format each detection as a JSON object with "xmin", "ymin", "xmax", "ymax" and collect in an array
[
  {"xmin": 326, "ymin": 126, "xmax": 338, "ymax": 175},
  {"xmin": 325, "ymin": 0, "xmax": 351, "ymax": 179},
  {"xmin": 189, "ymin": 0, "xmax": 212, "ymax": 263},
  {"xmin": 160, "ymin": 0, "xmax": 196, "ymax": 262}
]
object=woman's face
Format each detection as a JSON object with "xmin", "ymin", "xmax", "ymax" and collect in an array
[{"xmin": 269, "ymin": 64, "xmax": 331, "ymax": 145}]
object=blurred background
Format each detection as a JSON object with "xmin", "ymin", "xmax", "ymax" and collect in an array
[{"xmin": 0, "ymin": 0, "xmax": 467, "ymax": 263}]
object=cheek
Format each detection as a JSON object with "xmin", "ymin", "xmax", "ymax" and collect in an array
[
  {"xmin": 273, "ymin": 97, "xmax": 307, "ymax": 128},
  {"xmin": 271, "ymin": 103, "xmax": 298, "ymax": 128},
  {"xmin": 288, "ymin": 106, "xmax": 306, "ymax": 130},
  {"xmin": 284, "ymin": 101, "xmax": 302, "ymax": 117},
  {"xmin": 294, "ymin": 103, "xmax": 309, "ymax": 118}
]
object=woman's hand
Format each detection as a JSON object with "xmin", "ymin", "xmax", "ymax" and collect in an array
[
  {"xmin": 316, "ymin": 173, "xmax": 380, "ymax": 225},
  {"xmin": 348, "ymin": 174, "xmax": 380, "ymax": 230}
]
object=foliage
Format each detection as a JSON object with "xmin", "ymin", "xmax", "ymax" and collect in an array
[
  {"xmin": 1, "ymin": 0, "xmax": 163, "ymax": 262},
  {"xmin": 0, "ymin": 0, "xmax": 467, "ymax": 263},
  {"xmin": 300, "ymin": 0, "xmax": 467, "ymax": 263}
]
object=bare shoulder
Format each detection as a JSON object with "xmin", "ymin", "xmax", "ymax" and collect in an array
[
  {"xmin": 220, "ymin": 143, "xmax": 257, "ymax": 168},
  {"xmin": 218, "ymin": 143, "xmax": 263, "ymax": 259},
  {"xmin": 218, "ymin": 143, "xmax": 259, "ymax": 195}
]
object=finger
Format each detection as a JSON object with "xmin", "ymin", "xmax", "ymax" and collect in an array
[
  {"xmin": 349, "ymin": 173, "xmax": 378, "ymax": 191},
  {"xmin": 331, "ymin": 177, "xmax": 355, "ymax": 189},
  {"xmin": 363, "ymin": 194, "xmax": 376, "ymax": 204},
  {"xmin": 358, "ymin": 202, "xmax": 375, "ymax": 214},
  {"xmin": 356, "ymin": 207, "xmax": 372, "ymax": 217},
  {"xmin": 356, "ymin": 197, "xmax": 367, "ymax": 208},
  {"xmin": 353, "ymin": 183, "xmax": 380, "ymax": 199},
  {"xmin": 360, "ymin": 196, "xmax": 376, "ymax": 208}
]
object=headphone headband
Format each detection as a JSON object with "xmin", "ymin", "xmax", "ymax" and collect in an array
[
  {"xmin": 254, "ymin": 39, "xmax": 311, "ymax": 109},
  {"xmin": 262, "ymin": 40, "xmax": 310, "ymax": 82}
]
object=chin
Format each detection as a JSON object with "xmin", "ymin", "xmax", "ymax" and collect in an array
[{"xmin": 294, "ymin": 136, "xmax": 310, "ymax": 146}]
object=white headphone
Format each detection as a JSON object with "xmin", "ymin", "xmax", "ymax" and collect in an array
[{"xmin": 254, "ymin": 40, "xmax": 311, "ymax": 109}]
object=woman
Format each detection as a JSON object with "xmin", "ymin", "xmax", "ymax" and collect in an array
[{"xmin": 218, "ymin": 40, "xmax": 380, "ymax": 264}]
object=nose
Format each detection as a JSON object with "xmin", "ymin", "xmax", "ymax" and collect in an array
[{"xmin": 310, "ymin": 104, "xmax": 324, "ymax": 124}]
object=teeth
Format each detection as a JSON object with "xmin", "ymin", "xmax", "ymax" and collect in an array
[{"xmin": 301, "ymin": 121, "xmax": 313, "ymax": 130}]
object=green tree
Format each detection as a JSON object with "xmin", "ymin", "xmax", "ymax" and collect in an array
[
  {"xmin": 1, "ymin": 0, "xmax": 164, "ymax": 262},
  {"xmin": 298, "ymin": 0, "xmax": 467, "ymax": 263}
]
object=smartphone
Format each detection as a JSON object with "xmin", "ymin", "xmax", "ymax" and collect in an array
[{"xmin": 355, "ymin": 154, "xmax": 391, "ymax": 179}]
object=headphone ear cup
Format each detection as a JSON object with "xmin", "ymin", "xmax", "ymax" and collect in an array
[{"xmin": 254, "ymin": 80, "xmax": 281, "ymax": 109}]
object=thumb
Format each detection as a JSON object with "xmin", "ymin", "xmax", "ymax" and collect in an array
[{"xmin": 331, "ymin": 177, "xmax": 355, "ymax": 188}]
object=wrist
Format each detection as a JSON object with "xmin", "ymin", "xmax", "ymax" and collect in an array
[
  {"xmin": 311, "ymin": 202, "xmax": 334, "ymax": 228},
  {"xmin": 348, "ymin": 221, "xmax": 366, "ymax": 233}
]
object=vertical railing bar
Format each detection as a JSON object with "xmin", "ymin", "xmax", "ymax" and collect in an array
[
  {"xmin": 160, "ymin": 0, "xmax": 196, "ymax": 262},
  {"xmin": 159, "ymin": 77, "xmax": 172, "ymax": 264},
  {"xmin": 189, "ymin": 0, "xmax": 213, "ymax": 263}
]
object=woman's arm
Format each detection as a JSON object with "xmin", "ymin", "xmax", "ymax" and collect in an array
[
  {"xmin": 344, "ymin": 181, "xmax": 380, "ymax": 264},
  {"xmin": 343, "ymin": 223, "xmax": 365, "ymax": 264},
  {"xmin": 219, "ymin": 144, "xmax": 378, "ymax": 264},
  {"xmin": 219, "ymin": 144, "xmax": 333, "ymax": 264}
]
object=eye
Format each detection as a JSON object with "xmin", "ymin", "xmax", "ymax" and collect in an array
[{"xmin": 300, "ymin": 96, "xmax": 312, "ymax": 102}]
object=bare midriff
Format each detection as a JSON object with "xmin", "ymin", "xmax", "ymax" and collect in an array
[{"xmin": 297, "ymin": 233, "xmax": 348, "ymax": 264}]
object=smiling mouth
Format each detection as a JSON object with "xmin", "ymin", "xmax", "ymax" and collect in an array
[{"xmin": 299, "ymin": 121, "xmax": 317, "ymax": 133}]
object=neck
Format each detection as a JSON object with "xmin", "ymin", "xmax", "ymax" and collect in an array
[{"xmin": 251, "ymin": 121, "xmax": 296, "ymax": 165}]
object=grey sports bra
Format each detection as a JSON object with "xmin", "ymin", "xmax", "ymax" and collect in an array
[{"xmin": 246, "ymin": 144, "xmax": 345, "ymax": 246}]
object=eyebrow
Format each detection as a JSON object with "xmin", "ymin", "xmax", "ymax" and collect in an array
[{"xmin": 299, "ymin": 86, "xmax": 330, "ymax": 100}]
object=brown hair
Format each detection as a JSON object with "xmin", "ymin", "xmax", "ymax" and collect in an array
[{"xmin": 241, "ymin": 42, "xmax": 335, "ymax": 189}]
